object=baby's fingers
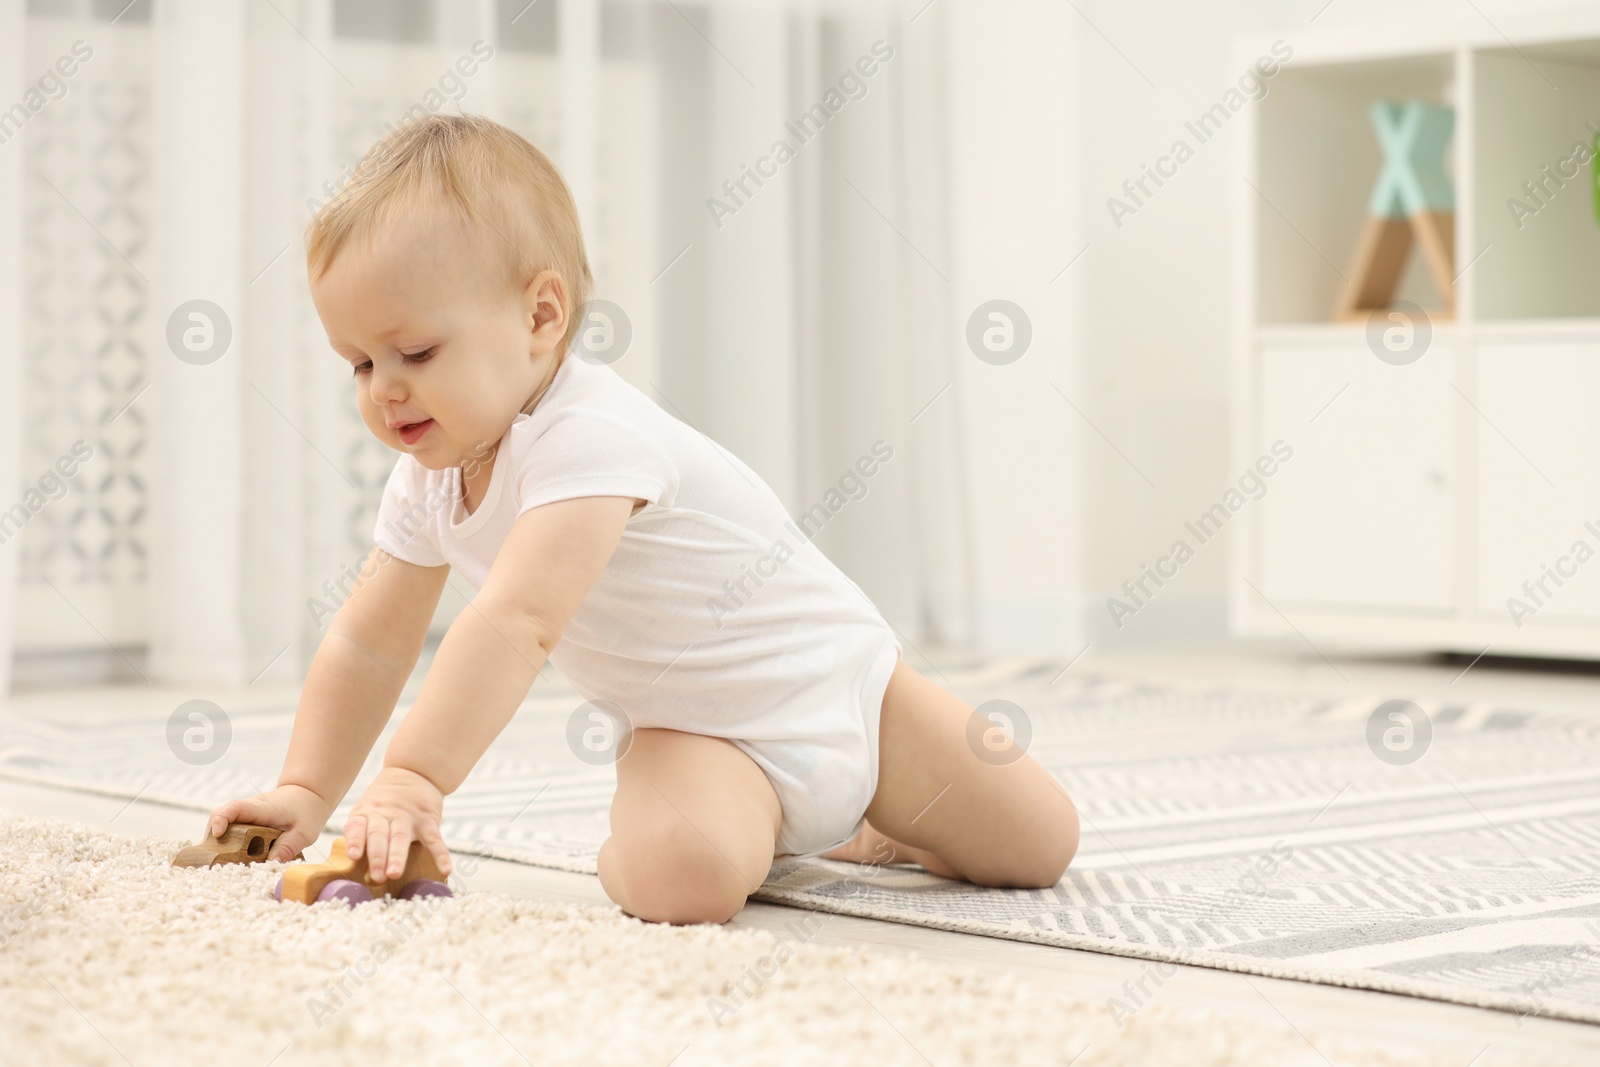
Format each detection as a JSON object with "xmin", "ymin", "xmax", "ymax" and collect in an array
[
  {"xmin": 206, "ymin": 797, "xmax": 279, "ymax": 840},
  {"xmin": 363, "ymin": 816, "xmax": 392, "ymax": 883},
  {"xmin": 344, "ymin": 814, "xmax": 369, "ymax": 860},
  {"xmin": 418, "ymin": 822, "xmax": 453, "ymax": 879},
  {"xmin": 269, "ymin": 826, "xmax": 315, "ymax": 864},
  {"xmin": 385, "ymin": 823, "xmax": 416, "ymax": 881},
  {"xmin": 204, "ymin": 804, "xmax": 236, "ymax": 841}
]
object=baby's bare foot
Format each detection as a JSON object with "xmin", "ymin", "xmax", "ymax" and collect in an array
[
  {"xmin": 819, "ymin": 820, "xmax": 889, "ymax": 864},
  {"xmin": 819, "ymin": 819, "xmax": 960, "ymax": 878}
]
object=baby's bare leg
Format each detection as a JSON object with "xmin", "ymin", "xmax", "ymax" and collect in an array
[
  {"xmin": 597, "ymin": 727, "xmax": 782, "ymax": 925},
  {"xmin": 827, "ymin": 656, "xmax": 1078, "ymax": 887}
]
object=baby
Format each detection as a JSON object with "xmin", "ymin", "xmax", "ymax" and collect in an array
[{"xmin": 205, "ymin": 114, "xmax": 1078, "ymax": 925}]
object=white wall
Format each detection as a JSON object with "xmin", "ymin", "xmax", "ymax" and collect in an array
[
  {"xmin": 1074, "ymin": 0, "xmax": 1292, "ymax": 645},
  {"xmin": 943, "ymin": 0, "xmax": 1084, "ymax": 654}
]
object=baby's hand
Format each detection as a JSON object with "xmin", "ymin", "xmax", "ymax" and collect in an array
[
  {"xmin": 205, "ymin": 784, "xmax": 334, "ymax": 863},
  {"xmin": 345, "ymin": 766, "xmax": 452, "ymax": 883}
]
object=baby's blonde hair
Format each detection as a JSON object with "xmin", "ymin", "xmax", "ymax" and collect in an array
[{"xmin": 305, "ymin": 113, "xmax": 593, "ymax": 366}]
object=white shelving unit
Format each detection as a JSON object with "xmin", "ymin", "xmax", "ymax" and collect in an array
[{"xmin": 1232, "ymin": 10, "xmax": 1600, "ymax": 659}]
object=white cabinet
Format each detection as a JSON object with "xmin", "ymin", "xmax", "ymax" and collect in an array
[
  {"xmin": 1233, "ymin": 12, "xmax": 1600, "ymax": 658},
  {"xmin": 1256, "ymin": 337, "xmax": 1454, "ymax": 611},
  {"xmin": 1475, "ymin": 339, "xmax": 1600, "ymax": 626}
]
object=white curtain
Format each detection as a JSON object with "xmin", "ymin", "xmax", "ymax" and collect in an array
[
  {"xmin": 0, "ymin": 0, "xmax": 23, "ymax": 698},
  {"xmin": 0, "ymin": 0, "xmax": 973, "ymax": 692}
]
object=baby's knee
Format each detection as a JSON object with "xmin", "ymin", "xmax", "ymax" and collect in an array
[
  {"xmin": 1021, "ymin": 790, "xmax": 1081, "ymax": 887},
  {"xmin": 1054, "ymin": 798, "xmax": 1081, "ymax": 873},
  {"xmin": 601, "ymin": 821, "xmax": 753, "ymax": 925},
  {"xmin": 974, "ymin": 794, "xmax": 1080, "ymax": 890},
  {"xmin": 1034, "ymin": 801, "xmax": 1081, "ymax": 886},
  {"xmin": 1034, "ymin": 793, "xmax": 1082, "ymax": 885}
]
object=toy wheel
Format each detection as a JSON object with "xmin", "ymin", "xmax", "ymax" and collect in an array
[
  {"xmin": 273, "ymin": 875, "xmax": 284, "ymax": 901},
  {"xmin": 398, "ymin": 878, "xmax": 452, "ymax": 900},
  {"xmin": 316, "ymin": 879, "xmax": 374, "ymax": 906}
]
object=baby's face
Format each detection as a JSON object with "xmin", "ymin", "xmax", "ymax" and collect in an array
[{"xmin": 311, "ymin": 207, "xmax": 564, "ymax": 470}]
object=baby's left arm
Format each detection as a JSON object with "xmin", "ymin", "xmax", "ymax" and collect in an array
[{"xmin": 345, "ymin": 493, "xmax": 639, "ymax": 882}]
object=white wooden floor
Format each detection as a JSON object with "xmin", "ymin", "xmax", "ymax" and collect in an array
[{"xmin": 4, "ymin": 637, "xmax": 1600, "ymax": 1065}]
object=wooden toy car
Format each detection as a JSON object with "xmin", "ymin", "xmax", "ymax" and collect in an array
[
  {"xmin": 171, "ymin": 823, "xmax": 282, "ymax": 868},
  {"xmin": 274, "ymin": 835, "xmax": 451, "ymax": 906}
]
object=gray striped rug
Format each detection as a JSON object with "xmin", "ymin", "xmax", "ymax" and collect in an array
[{"xmin": 2, "ymin": 655, "xmax": 1598, "ymax": 1025}]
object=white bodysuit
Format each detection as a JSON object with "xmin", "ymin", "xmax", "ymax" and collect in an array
[{"xmin": 371, "ymin": 351, "xmax": 902, "ymax": 857}]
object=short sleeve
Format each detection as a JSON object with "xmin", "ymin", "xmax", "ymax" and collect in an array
[
  {"xmin": 512, "ymin": 408, "xmax": 679, "ymax": 516},
  {"xmin": 372, "ymin": 458, "xmax": 449, "ymax": 567}
]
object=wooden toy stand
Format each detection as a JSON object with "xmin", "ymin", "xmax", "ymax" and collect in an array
[{"xmin": 1335, "ymin": 100, "xmax": 1456, "ymax": 322}]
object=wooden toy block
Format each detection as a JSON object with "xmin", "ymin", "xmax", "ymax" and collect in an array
[
  {"xmin": 275, "ymin": 836, "xmax": 451, "ymax": 906},
  {"xmin": 171, "ymin": 823, "xmax": 283, "ymax": 868}
]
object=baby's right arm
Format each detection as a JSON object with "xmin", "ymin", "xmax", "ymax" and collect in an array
[{"xmin": 203, "ymin": 546, "xmax": 449, "ymax": 861}]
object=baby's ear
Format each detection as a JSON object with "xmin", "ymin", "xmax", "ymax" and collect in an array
[{"xmin": 524, "ymin": 270, "xmax": 570, "ymax": 342}]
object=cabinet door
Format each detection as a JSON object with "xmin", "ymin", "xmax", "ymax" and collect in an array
[
  {"xmin": 1476, "ymin": 343, "xmax": 1600, "ymax": 624},
  {"xmin": 1256, "ymin": 341, "xmax": 1454, "ymax": 610}
]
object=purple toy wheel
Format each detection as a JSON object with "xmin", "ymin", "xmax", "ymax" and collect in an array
[
  {"xmin": 316, "ymin": 878, "xmax": 374, "ymax": 906},
  {"xmin": 397, "ymin": 878, "xmax": 453, "ymax": 901},
  {"xmin": 273, "ymin": 875, "xmax": 284, "ymax": 902}
]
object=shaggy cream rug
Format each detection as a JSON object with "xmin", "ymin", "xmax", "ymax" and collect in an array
[{"xmin": 0, "ymin": 816, "xmax": 1457, "ymax": 1066}]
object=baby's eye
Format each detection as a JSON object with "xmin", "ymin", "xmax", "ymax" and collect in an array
[{"xmin": 350, "ymin": 349, "xmax": 433, "ymax": 378}]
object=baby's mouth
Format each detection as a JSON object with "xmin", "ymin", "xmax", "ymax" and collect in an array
[{"xmin": 396, "ymin": 419, "xmax": 434, "ymax": 445}]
